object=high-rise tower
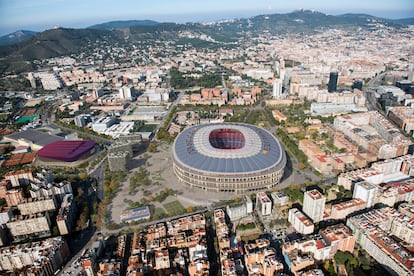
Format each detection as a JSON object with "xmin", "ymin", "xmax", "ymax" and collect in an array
[
  {"xmin": 272, "ymin": 79, "xmax": 283, "ymax": 98},
  {"xmin": 328, "ymin": 72, "xmax": 338, "ymax": 92}
]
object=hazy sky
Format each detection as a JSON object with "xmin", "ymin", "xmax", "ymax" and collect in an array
[{"xmin": 0, "ymin": 0, "xmax": 413, "ymax": 35}]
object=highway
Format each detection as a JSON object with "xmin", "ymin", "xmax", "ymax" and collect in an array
[{"xmin": 364, "ymin": 72, "xmax": 388, "ymax": 116}]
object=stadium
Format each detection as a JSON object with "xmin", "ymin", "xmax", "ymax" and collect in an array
[{"xmin": 172, "ymin": 123, "xmax": 286, "ymax": 194}]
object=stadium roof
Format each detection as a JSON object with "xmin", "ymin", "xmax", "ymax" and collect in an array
[
  {"xmin": 37, "ymin": 140, "xmax": 96, "ymax": 162},
  {"xmin": 173, "ymin": 123, "xmax": 285, "ymax": 174}
]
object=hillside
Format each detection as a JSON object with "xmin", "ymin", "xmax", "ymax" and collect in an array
[{"xmin": 0, "ymin": 28, "xmax": 120, "ymax": 74}]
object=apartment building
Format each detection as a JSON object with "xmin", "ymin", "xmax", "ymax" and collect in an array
[
  {"xmin": 6, "ymin": 212, "xmax": 52, "ymax": 241},
  {"xmin": 0, "ymin": 237, "xmax": 69, "ymax": 275},
  {"xmin": 346, "ymin": 207, "xmax": 413, "ymax": 275},
  {"xmin": 271, "ymin": 191, "xmax": 289, "ymax": 208},
  {"xmin": 30, "ymin": 179, "xmax": 73, "ymax": 201},
  {"xmin": 319, "ymin": 224, "xmax": 356, "ymax": 258},
  {"xmin": 17, "ymin": 197, "xmax": 56, "ymax": 215},
  {"xmin": 4, "ymin": 169, "xmax": 34, "ymax": 187},
  {"xmin": 56, "ymin": 194, "xmax": 76, "ymax": 235},
  {"xmin": 353, "ymin": 182, "xmax": 377, "ymax": 208},
  {"xmin": 303, "ymin": 190, "xmax": 326, "ymax": 222},
  {"xmin": 244, "ymin": 239, "xmax": 283, "ymax": 275},
  {"xmin": 387, "ymin": 106, "xmax": 414, "ymax": 136},
  {"xmin": 4, "ymin": 189, "xmax": 24, "ymax": 206},
  {"xmin": 330, "ymin": 198, "xmax": 367, "ymax": 220},
  {"xmin": 288, "ymin": 208, "xmax": 314, "ymax": 235},
  {"xmin": 390, "ymin": 215, "xmax": 414, "ymax": 245},
  {"xmin": 256, "ymin": 192, "xmax": 272, "ymax": 216},
  {"xmin": 376, "ymin": 179, "xmax": 414, "ymax": 207},
  {"xmin": 334, "ymin": 111, "xmax": 411, "ymax": 160}
]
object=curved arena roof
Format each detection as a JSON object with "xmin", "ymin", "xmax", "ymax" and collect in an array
[
  {"xmin": 37, "ymin": 140, "xmax": 96, "ymax": 162},
  {"xmin": 173, "ymin": 123, "xmax": 285, "ymax": 174}
]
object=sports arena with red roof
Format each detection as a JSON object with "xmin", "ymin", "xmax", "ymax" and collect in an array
[{"xmin": 37, "ymin": 140, "xmax": 96, "ymax": 162}]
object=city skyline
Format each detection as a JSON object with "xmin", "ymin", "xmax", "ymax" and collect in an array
[{"xmin": 0, "ymin": 0, "xmax": 413, "ymax": 36}]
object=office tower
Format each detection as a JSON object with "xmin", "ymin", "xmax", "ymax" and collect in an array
[
  {"xmin": 328, "ymin": 72, "xmax": 338, "ymax": 92},
  {"xmin": 303, "ymin": 189, "xmax": 326, "ymax": 222},
  {"xmin": 119, "ymin": 85, "xmax": 136, "ymax": 101}
]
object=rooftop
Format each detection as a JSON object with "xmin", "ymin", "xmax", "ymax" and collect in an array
[
  {"xmin": 5, "ymin": 129, "xmax": 63, "ymax": 147},
  {"xmin": 173, "ymin": 123, "xmax": 285, "ymax": 174},
  {"xmin": 306, "ymin": 189, "xmax": 324, "ymax": 200},
  {"xmin": 37, "ymin": 140, "xmax": 95, "ymax": 162}
]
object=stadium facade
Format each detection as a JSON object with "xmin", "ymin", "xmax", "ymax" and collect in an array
[{"xmin": 172, "ymin": 123, "xmax": 286, "ymax": 194}]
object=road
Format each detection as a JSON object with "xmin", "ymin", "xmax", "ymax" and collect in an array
[
  {"xmin": 60, "ymin": 226, "xmax": 97, "ymax": 275},
  {"xmin": 153, "ymin": 90, "xmax": 184, "ymax": 140},
  {"xmin": 88, "ymin": 158, "xmax": 106, "ymax": 201},
  {"xmin": 364, "ymin": 72, "xmax": 388, "ymax": 117}
]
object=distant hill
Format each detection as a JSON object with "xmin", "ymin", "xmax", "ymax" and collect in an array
[
  {"xmin": 392, "ymin": 18, "xmax": 414, "ymax": 25},
  {"xmin": 0, "ymin": 27, "xmax": 118, "ymax": 59},
  {"xmin": 129, "ymin": 22, "xmax": 191, "ymax": 40},
  {"xmin": 0, "ymin": 30, "xmax": 37, "ymax": 45},
  {"xmin": 88, "ymin": 20, "xmax": 159, "ymax": 30},
  {"xmin": 218, "ymin": 10, "xmax": 405, "ymax": 36}
]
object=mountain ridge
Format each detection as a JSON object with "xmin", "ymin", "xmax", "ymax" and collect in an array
[
  {"xmin": 0, "ymin": 10, "xmax": 413, "ymax": 75},
  {"xmin": 88, "ymin": 20, "xmax": 160, "ymax": 30}
]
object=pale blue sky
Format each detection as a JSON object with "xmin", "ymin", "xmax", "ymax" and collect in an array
[{"xmin": 0, "ymin": 0, "xmax": 413, "ymax": 35}]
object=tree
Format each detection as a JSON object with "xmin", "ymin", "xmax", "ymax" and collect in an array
[
  {"xmin": 186, "ymin": 206, "xmax": 194, "ymax": 213},
  {"xmin": 339, "ymin": 148, "xmax": 347, "ymax": 153},
  {"xmin": 52, "ymin": 226, "xmax": 60, "ymax": 236},
  {"xmin": 79, "ymin": 172, "xmax": 88, "ymax": 180},
  {"xmin": 358, "ymin": 255, "xmax": 372, "ymax": 270},
  {"xmin": 0, "ymin": 198, "xmax": 6, "ymax": 208},
  {"xmin": 334, "ymin": 251, "xmax": 353, "ymax": 265},
  {"xmin": 109, "ymin": 179, "xmax": 117, "ymax": 190},
  {"xmin": 328, "ymin": 263, "xmax": 335, "ymax": 275},
  {"xmin": 148, "ymin": 142, "xmax": 157, "ymax": 152},
  {"xmin": 350, "ymin": 257, "xmax": 358, "ymax": 267},
  {"xmin": 323, "ymin": 260, "xmax": 330, "ymax": 272},
  {"xmin": 77, "ymin": 187, "xmax": 84, "ymax": 198}
]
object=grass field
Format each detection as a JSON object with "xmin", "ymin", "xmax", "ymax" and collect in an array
[
  {"xmin": 163, "ymin": 200, "xmax": 186, "ymax": 216},
  {"xmin": 153, "ymin": 207, "xmax": 166, "ymax": 218},
  {"xmin": 137, "ymin": 124, "xmax": 157, "ymax": 132}
]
